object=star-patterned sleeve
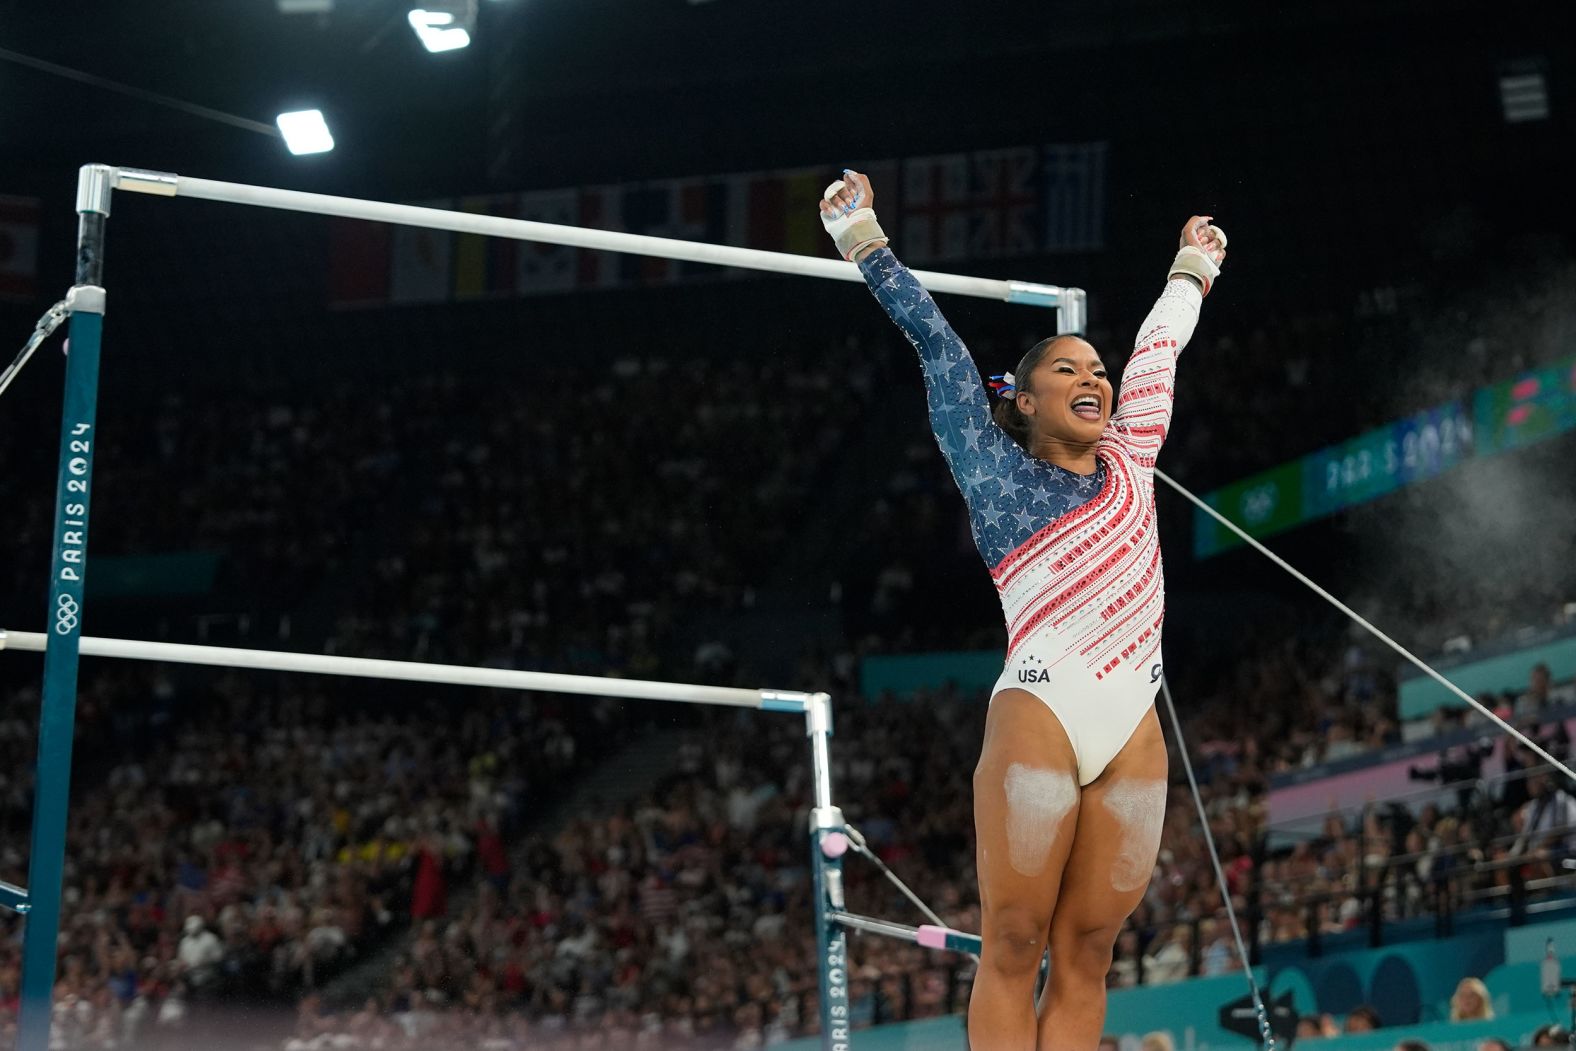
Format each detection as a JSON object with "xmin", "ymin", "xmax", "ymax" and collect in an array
[
  {"xmin": 1107, "ymin": 277, "xmax": 1202, "ymax": 480},
  {"xmin": 858, "ymin": 247, "xmax": 1040, "ymax": 563}
]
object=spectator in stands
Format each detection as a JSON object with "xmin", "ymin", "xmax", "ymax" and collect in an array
[
  {"xmin": 1476, "ymin": 1039, "xmax": 1512, "ymax": 1051},
  {"xmin": 1197, "ymin": 919, "xmax": 1238, "ymax": 976},
  {"xmin": 1448, "ymin": 976, "xmax": 1494, "ymax": 1021},
  {"xmin": 410, "ymin": 836, "xmax": 448, "ymax": 920},
  {"xmin": 1533, "ymin": 1025, "xmax": 1572, "ymax": 1047},
  {"xmin": 1521, "ymin": 716, "xmax": 1573, "ymax": 766},
  {"xmin": 1408, "ymin": 710, "xmax": 1493, "ymax": 813},
  {"xmin": 1513, "ymin": 773, "xmax": 1576, "ymax": 866},
  {"xmin": 1141, "ymin": 1032, "xmax": 1175, "ymax": 1051},
  {"xmin": 1296, "ymin": 1014, "xmax": 1340, "ymax": 1039},
  {"xmin": 176, "ymin": 915, "xmax": 224, "ymax": 989},
  {"xmin": 1393, "ymin": 1040, "xmax": 1430, "ymax": 1051},
  {"xmin": 1344, "ymin": 1005, "xmax": 1381, "ymax": 1032},
  {"xmin": 1521, "ymin": 663, "xmax": 1554, "ymax": 714},
  {"xmin": 1143, "ymin": 926, "xmax": 1192, "ymax": 985},
  {"xmin": 1098, "ymin": 1036, "xmax": 1119, "ymax": 1051},
  {"xmin": 1108, "ymin": 929, "xmax": 1142, "ymax": 988}
]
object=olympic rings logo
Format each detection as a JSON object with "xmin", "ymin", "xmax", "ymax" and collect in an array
[{"xmin": 55, "ymin": 594, "xmax": 79, "ymax": 636}]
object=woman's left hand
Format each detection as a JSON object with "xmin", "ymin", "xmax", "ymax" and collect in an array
[{"xmin": 1181, "ymin": 216, "xmax": 1227, "ymax": 266}]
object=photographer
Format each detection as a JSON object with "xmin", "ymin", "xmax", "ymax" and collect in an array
[{"xmin": 1409, "ymin": 708, "xmax": 1495, "ymax": 814}]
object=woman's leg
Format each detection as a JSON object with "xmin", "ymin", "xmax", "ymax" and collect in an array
[
  {"xmin": 971, "ymin": 689, "xmax": 1083, "ymax": 1051},
  {"xmin": 1036, "ymin": 707, "xmax": 1167, "ymax": 1050}
]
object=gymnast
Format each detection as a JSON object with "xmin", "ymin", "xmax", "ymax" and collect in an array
[{"xmin": 819, "ymin": 171, "xmax": 1226, "ymax": 1050}]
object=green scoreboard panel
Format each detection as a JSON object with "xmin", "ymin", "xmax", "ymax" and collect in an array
[{"xmin": 1194, "ymin": 356, "xmax": 1575, "ymax": 559}]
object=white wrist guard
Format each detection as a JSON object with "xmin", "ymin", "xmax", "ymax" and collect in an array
[
  {"xmin": 821, "ymin": 180, "xmax": 888, "ymax": 261},
  {"xmin": 1168, "ymin": 224, "xmax": 1226, "ymax": 296}
]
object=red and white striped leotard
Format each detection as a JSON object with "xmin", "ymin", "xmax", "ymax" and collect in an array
[{"xmin": 860, "ymin": 248, "xmax": 1202, "ymax": 784}]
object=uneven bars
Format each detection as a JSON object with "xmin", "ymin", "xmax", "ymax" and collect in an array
[
  {"xmin": 829, "ymin": 911, "xmax": 982, "ymax": 956},
  {"xmin": 0, "ymin": 630, "xmax": 809, "ymax": 713},
  {"xmin": 94, "ymin": 164, "xmax": 1082, "ymax": 318}
]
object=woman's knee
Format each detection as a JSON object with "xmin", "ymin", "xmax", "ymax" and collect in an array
[
  {"xmin": 982, "ymin": 905, "xmax": 1051, "ymax": 976},
  {"xmin": 1051, "ymin": 921, "xmax": 1122, "ymax": 980}
]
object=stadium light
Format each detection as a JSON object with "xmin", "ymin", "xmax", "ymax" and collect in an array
[
  {"xmin": 408, "ymin": 7, "xmax": 473, "ymax": 53},
  {"xmin": 1499, "ymin": 58, "xmax": 1550, "ymax": 123},
  {"xmin": 275, "ymin": 109, "xmax": 335, "ymax": 155},
  {"xmin": 1500, "ymin": 72, "xmax": 1549, "ymax": 123}
]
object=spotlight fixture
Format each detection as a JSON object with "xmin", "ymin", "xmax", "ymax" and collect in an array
[
  {"xmin": 408, "ymin": 1, "xmax": 476, "ymax": 53},
  {"xmin": 275, "ymin": 109, "xmax": 335, "ymax": 155}
]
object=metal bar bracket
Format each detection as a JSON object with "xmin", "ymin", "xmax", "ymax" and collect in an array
[{"xmin": 0, "ymin": 880, "xmax": 30, "ymax": 914}]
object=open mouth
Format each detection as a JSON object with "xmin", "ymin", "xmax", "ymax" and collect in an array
[{"xmin": 1070, "ymin": 395, "xmax": 1102, "ymax": 421}]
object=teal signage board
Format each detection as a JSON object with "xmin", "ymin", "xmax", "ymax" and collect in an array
[
  {"xmin": 778, "ymin": 916, "xmax": 1576, "ymax": 1051},
  {"xmin": 1194, "ymin": 356, "xmax": 1574, "ymax": 558},
  {"xmin": 860, "ymin": 650, "xmax": 1002, "ymax": 699},
  {"xmin": 1398, "ymin": 629, "xmax": 1576, "ymax": 718}
]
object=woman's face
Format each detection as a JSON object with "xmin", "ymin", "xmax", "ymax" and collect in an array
[{"xmin": 1016, "ymin": 338, "xmax": 1112, "ymax": 447}]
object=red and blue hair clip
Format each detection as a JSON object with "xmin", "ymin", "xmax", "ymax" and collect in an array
[{"xmin": 986, "ymin": 371, "xmax": 1018, "ymax": 399}]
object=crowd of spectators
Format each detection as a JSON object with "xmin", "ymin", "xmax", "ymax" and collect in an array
[
  {"xmin": 321, "ymin": 345, "xmax": 876, "ymax": 677},
  {"xmin": 278, "ymin": 687, "xmax": 974, "ymax": 1050},
  {"xmin": 0, "ymin": 666, "xmax": 622, "ymax": 1051}
]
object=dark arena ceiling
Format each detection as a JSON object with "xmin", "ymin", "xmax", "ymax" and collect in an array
[{"xmin": 1, "ymin": 0, "xmax": 1562, "ymax": 202}]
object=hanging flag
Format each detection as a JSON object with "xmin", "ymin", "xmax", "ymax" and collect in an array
[
  {"xmin": 1043, "ymin": 142, "xmax": 1107, "ymax": 252},
  {"xmin": 744, "ymin": 172, "xmax": 789, "ymax": 254},
  {"xmin": 717, "ymin": 173, "xmax": 755, "ymax": 280},
  {"xmin": 321, "ymin": 145, "xmax": 1106, "ymax": 307},
  {"xmin": 327, "ymin": 218, "xmax": 392, "ymax": 308},
  {"xmin": 900, "ymin": 154, "xmax": 973, "ymax": 262},
  {"xmin": 969, "ymin": 147, "xmax": 1042, "ymax": 258},
  {"xmin": 780, "ymin": 168, "xmax": 831, "ymax": 259},
  {"xmin": 576, "ymin": 185, "xmax": 625, "ymax": 290},
  {"xmin": 388, "ymin": 200, "xmax": 455, "ymax": 304},
  {"xmin": 742, "ymin": 161, "xmax": 896, "ymax": 264},
  {"xmin": 516, "ymin": 189, "xmax": 580, "ymax": 295},
  {"xmin": 901, "ymin": 150, "xmax": 1043, "ymax": 262},
  {"xmin": 453, "ymin": 195, "xmax": 519, "ymax": 300},
  {"xmin": 669, "ymin": 177, "xmax": 728, "ymax": 280},
  {"xmin": 0, "ymin": 195, "xmax": 41, "ymax": 302}
]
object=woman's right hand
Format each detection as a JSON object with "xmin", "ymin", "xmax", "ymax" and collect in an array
[
  {"xmin": 818, "ymin": 169, "xmax": 888, "ymax": 262},
  {"xmin": 819, "ymin": 170, "xmax": 876, "ymax": 219}
]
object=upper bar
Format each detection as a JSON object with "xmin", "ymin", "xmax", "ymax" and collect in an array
[
  {"xmin": 99, "ymin": 165, "xmax": 1074, "ymax": 311},
  {"xmin": 0, "ymin": 630, "xmax": 795, "ymax": 712}
]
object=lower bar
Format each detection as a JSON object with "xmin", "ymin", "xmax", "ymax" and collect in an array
[
  {"xmin": 831, "ymin": 911, "xmax": 983, "ymax": 956},
  {"xmin": 0, "ymin": 630, "xmax": 772, "ymax": 711}
]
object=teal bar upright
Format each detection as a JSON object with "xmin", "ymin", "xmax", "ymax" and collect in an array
[
  {"xmin": 18, "ymin": 172, "xmax": 112, "ymax": 1051},
  {"xmin": 17, "ymin": 306, "xmax": 103, "ymax": 1051}
]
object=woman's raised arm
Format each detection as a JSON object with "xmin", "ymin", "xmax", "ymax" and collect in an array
[
  {"xmin": 1107, "ymin": 216, "xmax": 1227, "ymax": 477},
  {"xmin": 820, "ymin": 171, "xmax": 1029, "ymax": 518}
]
